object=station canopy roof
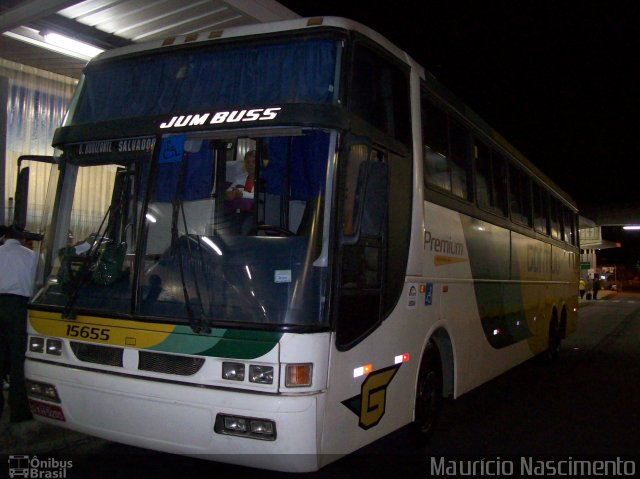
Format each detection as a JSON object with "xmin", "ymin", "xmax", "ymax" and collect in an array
[{"xmin": 0, "ymin": 0, "xmax": 299, "ymax": 79}]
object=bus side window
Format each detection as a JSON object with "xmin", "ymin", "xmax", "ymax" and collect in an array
[
  {"xmin": 422, "ymin": 95, "xmax": 472, "ymax": 201},
  {"xmin": 422, "ymin": 99, "xmax": 450, "ymax": 191},
  {"xmin": 563, "ymin": 206, "xmax": 576, "ymax": 244},
  {"xmin": 533, "ymin": 183, "xmax": 550, "ymax": 235},
  {"xmin": 475, "ymin": 142, "xmax": 508, "ymax": 216},
  {"xmin": 549, "ymin": 197, "xmax": 562, "ymax": 240},
  {"xmin": 342, "ymin": 144, "xmax": 369, "ymax": 237},
  {"xmin": 449, "ymin": 120, "xmax": 472, "ymax": 200},
  {"xmin": 337, "ymin": 142, "xmax": 389, "ymax": 349},
  {"xmin": 508, "ymin": 164, "xmax": 533, "ymax": 227},
  {"xmin": 350, "ymin": 42, "xmax": 411, "ymax": 146},
  {"xmin": 475, "ymin": 143, "xmax": 491, "ymax": 209}
]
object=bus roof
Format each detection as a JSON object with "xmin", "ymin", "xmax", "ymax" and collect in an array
[{"xmin": 92, "ymin": 16, "xmax": 411, "ymax": 66}]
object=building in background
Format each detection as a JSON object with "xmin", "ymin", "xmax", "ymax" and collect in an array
[
  {"xmin": 1, "ymin": 59, "xmax": 76, "ymax": 228},
  {"xmin": 579, "ymin": 217, "xmax": 621, "ymax": 289}
]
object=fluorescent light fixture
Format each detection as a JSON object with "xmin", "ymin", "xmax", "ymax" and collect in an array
[
  {"xmin": 2, "ymin": 26, "xmax": 104, "ymax": 61},
  {"xmin": 623, "ymin": 225, "xmax": 640, "ymax": 231},
  {"xmin": 42, "ymin": 31, "xmax": 104, "ymax": 59}
]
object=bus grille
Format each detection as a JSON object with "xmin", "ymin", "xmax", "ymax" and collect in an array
[
  {"xmin": 70, "ymin": 342, "xmax": 124, "ymax": 367},
  {"xmin": 138, "ymin": 351, "xmax": 205, "ymax": 376}
]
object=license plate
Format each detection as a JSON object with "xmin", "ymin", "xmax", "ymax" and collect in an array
[{"xmin": 29, "ymin": 399, "xmax": 66, "ymax": 421}]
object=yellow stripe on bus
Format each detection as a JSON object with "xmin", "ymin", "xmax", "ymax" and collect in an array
[
  {"xmin": 28, "ymin": 310, "xmax": 175, "ymax": 349},
  {"xmin": 434, "ymin": 255, "xmax": 468, "ymax": 266}
]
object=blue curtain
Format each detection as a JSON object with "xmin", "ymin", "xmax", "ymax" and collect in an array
[
  {"xmin": 152, "ymin": 132, "xmax": 328, "ymax": 203},
  {"xmin": 72, "ymin": 40, "xmax": 338, "ymax": 125},
  {"xmin": 264, "ymin": 131, "xmax": 329, "ymax": 201},
  {"xmin": 153, "ymin": 140, "xmax": 213, "ymax": 202}
]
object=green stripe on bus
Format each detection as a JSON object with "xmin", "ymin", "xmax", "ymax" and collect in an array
[
  {"xmin": 148, "ymin": 326, "xmax": 282, "ymax": 359},
  {"xmin": 461, "ymin": 216, "xmax": 532, "ymax": 349}
]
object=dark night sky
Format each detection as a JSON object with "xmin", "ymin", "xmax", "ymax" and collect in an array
[{"xmin": 279, "ymin": 1, "xmax": 640, "ymax": 211}]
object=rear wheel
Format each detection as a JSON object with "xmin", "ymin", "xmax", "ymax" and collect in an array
[
  {"xmin": 413, "ymin": 342, "xmax": 443, "ymax": 443},
  {"xmin": 546, "ymin": 318, "xmax": 561, "ymax": 361}
]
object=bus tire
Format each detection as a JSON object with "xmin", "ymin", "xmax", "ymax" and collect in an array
[
  {"xmin": 412, "ymin": 341, "xmax": 443, "ymax": 444},
  {"xmin": 546, "ymin": 318, "xmax": 561, "ymax": 362}
]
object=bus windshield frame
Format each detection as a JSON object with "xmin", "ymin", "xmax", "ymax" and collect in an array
[{"xmin": 32, "ymin": 127, "xmax": 337, "ymax": 333}]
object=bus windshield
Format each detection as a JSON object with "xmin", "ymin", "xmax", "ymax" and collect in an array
[{"xmin": 33, "ymin": 129, "xmax": 332, "ymax": 330}]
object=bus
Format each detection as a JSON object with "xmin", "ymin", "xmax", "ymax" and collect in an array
[{"xmin": 23, "ymin": 16, "xmax": 579, "ymax": 472}]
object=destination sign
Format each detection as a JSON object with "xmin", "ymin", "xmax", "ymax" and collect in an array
[{"xmin": 73, "ymin": 137, "xmax": 156, "ymax": 157}]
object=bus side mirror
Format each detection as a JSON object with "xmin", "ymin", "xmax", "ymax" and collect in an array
[
  {"xmin": 13, "ymin": 166, "xmax": 30, "ymax": 230},
  {"xmin": 13, "ymin": 155, "xmax": 55, "ymax": 238}
]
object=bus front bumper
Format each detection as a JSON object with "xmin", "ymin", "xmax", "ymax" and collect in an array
[{"xmin": 25, "ymin": 359, "xmax": 325, "ymax": 472}]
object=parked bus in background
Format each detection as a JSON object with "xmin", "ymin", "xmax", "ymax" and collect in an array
[{"xmin": 22, "ymin": 17, "xmax": 579, "ymax": 472}]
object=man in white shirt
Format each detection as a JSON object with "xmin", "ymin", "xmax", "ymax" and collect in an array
[
  {"xmin": 225, "ymin": 149, "xmax": 256, "ymax": 201},
  {"xmin": 223, "ymin": 150, "xmax": 257, "ymax": 234},
  {"xmin": 0, "ymin": 225, "xmax": 37, "ymax": 423}
]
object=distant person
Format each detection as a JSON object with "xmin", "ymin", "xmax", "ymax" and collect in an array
[
  {"xmin": 0, "ymin": 225, "xmax": 37, "ymax": 423},
  {"xmin": 592, "ymin": 273, "xmax": 601, "ymax": 300},
  {"xmin": 225, "ymin": 150, "xmax": 256, "ymax": 202},
  {"xmin": 224, "ymin": 150, "xmax": 257, "ymax": 234},
  {"xmin": 579, "ymin": 278, "xmax": 586, "ymax": 299}
]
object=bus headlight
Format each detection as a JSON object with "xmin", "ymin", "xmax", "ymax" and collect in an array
[
  {"xmin": 249, "ymin": 365, "xmax": 273, "ymax": 384},
  {"xmin": 214, "ymin": 414, "xmax": 276, "ymax": 440},
  {"xmin": 30, "ymin": 337, "xmax": 63, "ymax": 356},
  {"xmin": 224, "ymin": 416, "xmax": 248, "ymax": 432},
  {"xmin": 46, "ymin": 339, "xmax": 63, "ymax": 356},
  {"xmin": 250, "ymin": 419, "xmax": 275, "ymax": 436},
  {"xmin": 222, "ymin": 362, "xmax": 245, "ymax": 381},
  {"xmin": 26, "ymin": 380, "xmax": 61, "ymax": 403},
  {"xmin": 29, "ymin": 336, "xmax": 45, "ymax": 353}
]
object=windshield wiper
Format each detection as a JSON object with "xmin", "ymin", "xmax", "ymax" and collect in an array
[
  {"xmin": 171, "ymin": 156, "xmax": 210, "ymax": 334},
  {"xmin": 61, "ymin": 208, "xmax": 113, "ymax": 319},
  {"xmin": 61, "ymin": 169, "xmax": 130, "ymax": 319}
]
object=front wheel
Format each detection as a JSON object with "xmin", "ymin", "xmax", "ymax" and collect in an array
[{"xmin": 413, "ymin": 342, "xmax": 443, "ymax": 443}]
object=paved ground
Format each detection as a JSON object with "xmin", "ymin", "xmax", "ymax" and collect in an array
[{"xmin": 0, "ymin": 405, "xmax": 91, "ymax": 455}]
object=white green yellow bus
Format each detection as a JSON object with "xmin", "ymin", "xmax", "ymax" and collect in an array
[{"xmin": 23, "ymin": 16, "xmax": 579, "ymax": 472}]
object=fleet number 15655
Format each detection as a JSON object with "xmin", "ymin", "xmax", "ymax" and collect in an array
[{"xmin": 65, "ymin": 324, "xmax": 111, "ymax": 341}]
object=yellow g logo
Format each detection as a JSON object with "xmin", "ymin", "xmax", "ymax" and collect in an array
[{"xmin": 342, "ymin": 364, "xmax": 401, "ymax": 430}]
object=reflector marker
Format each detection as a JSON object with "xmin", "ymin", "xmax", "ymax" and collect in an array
[
  {"xmin": 353, "ymin": 363, "xmax": 372, "ymax": 378},
  {"xmin": 394, "ymin": 353, "xmax": 410, "ymax": 364}
]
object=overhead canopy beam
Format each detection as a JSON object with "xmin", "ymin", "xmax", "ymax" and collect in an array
[
  {"xmin": 34, "ymin": 14, "xmax": 133, "ymax": 49},
  {"xmin": 0, "ymin": 0, "xmax": 81, "ymax": 33},
  {"xmin": 583, "ymin": 204, "xmax": 640, "ymax": 227}
]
